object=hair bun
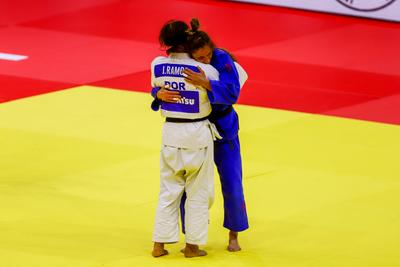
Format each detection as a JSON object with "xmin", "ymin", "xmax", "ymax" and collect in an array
[{"xmin": 190, "ymin": 18, "xmax": 200, "ymax": 32}]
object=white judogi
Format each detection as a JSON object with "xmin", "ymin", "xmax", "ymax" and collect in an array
[
  {"xmin": 234, "ymin": 62, "xmax": 248, "ymax": 88},
  {"xmin": 151, "ymin": 53, "xmax": 219, "ymax": 245}
]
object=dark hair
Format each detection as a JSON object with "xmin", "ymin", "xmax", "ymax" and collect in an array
[
  {"xmin": 187, "ymin": 18, "xmax": 237, "ymax": 61},
  {"xmin": 159, "ymin": 20, "xmax": 189, "ymax": 54},
  {"xmin": 187, "ymin": 18, "xmax": 216, "ymax": 54}
]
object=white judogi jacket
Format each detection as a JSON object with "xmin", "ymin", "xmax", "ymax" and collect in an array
[{"xmin": 151, "ymin": 53, "xmax": 219, "ymax": 149}]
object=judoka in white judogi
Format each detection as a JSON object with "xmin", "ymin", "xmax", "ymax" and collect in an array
[{"xmin": 151, "ymin": 52, "xmax": 219, "ymax": 245}]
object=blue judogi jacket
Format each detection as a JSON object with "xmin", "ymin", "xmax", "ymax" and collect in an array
[{"xmin": 207, "ymin": 48, "xmax": 241, "ymax": 141}]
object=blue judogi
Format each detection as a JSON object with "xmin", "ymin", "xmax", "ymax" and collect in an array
[
  {"xmin": 206, "ymin": 48, "xmax": 249, "ymax": 232},
  {"xmin": 151, "ymin": 48, "xmax": 249, "ymax": 232}
]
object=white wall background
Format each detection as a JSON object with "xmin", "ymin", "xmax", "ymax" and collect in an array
[{"xmin": 232, "ymin": 0, "xmax": 400, "ymax": 22}]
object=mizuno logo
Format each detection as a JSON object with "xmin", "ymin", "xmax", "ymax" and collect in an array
[{"xmin": 176, "ymin": 97, "xmax": 195, "ymax": 105}]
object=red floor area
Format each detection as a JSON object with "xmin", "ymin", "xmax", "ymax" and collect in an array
[
  {"xmin": 324, "ymin": 94, "xmax": 400, "ymax": 125},
  {"xmin": 19, "ymin": 0, "xmax": 351, "ymax": 50},
  {"xmin": 236, "ymin": 56, "xmax": 400, "ymax": 115},
  {"xmin": 0, "ymin": 74, "xmax": 75, "ymax": 103},
  {"xmin": 1, "ymin": 0, "xmax": 399, "ymax": 125},
  {"xmin": 0, "ymin": 0, "xmax": 115, "ymax": 26},
  {"xmin": 91, "ymin": 71, "xmax": 151, "ymax": 93},
  {"xmin": 0, "ymin": 27, "xmax": 159, "ymax": 84}
]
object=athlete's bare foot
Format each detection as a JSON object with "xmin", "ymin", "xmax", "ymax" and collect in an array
[
  {"xmin": 184, "ymin": 243, "xmax": 207, "ymax": 258},
  {"xmin": 227, "ymin": 231, "xmax": 241, "ymax": 252},
  {"xmin": 152, "ymin": 242, "xmax": 169, "ymax": 257}
]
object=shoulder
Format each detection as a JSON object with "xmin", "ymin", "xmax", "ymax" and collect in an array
[
  {"xmin": 151, "ymin": 56, "xmax": 167, "ymax": 66},
  {"xmin": 212, "ymin": 48, "xmax": 237, "ymax": 75},
  {"xmin": 212, "ymin": 48, "xmax": 235, "ymax": 72},
  {"xmin": 213, "ymin": 48, "xmax": 232, "ymax": 62},
  {"xmin": 198, "ymin": 62, "xmax": 217, "ymax": 72},
  {"xmin": 197, "ymin": 62, "xmax": 219, "ymax": 79}
]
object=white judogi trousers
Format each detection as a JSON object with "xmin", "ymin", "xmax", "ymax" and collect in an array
[{"xmin": 153, "ymin": 121, "xmax": 216, "ymax": 245}]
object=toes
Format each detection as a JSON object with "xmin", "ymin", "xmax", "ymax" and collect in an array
[
  {"xmin": 227, "ymin": 245, "xmax": 241, "ymax": 252},
  {"xmin": 184, "ymin": 249, "xmax": 207, "ymax": 258},
  {"xmin": 198, "ymin": 249, "xmax": 207, "ymax": 256},
  {"xmin": 152, "ymin": 249, "xmax": 169, "ymax": 257}
]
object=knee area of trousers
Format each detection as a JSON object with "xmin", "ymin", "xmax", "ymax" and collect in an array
[{"xmin": 185, "ymin": 198, "xmax": 209, "ymax": 207}]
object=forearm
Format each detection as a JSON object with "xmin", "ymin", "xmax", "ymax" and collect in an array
[{"xmin": 208, "ymin": 79, "xmax": 240, "ymax": 105}]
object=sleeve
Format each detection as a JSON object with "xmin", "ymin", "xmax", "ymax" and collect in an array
[
  {"xmin": 207, "ymin": 53, "xmax": 241, "ymax": 105},
  {"xmin": 151, "ymin": 86, "xmax": 161, "ymax": 98},
  {"xmin": 150, "ymin": 59, "xmax": 157, "ymax": 87},
  {"xmin": 150, "ymin": 59, "xmax": 161, "ymax": 111},
  {"xmin": 151, "ymin": 97, "xmax": 161, "ymax": 111}
]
